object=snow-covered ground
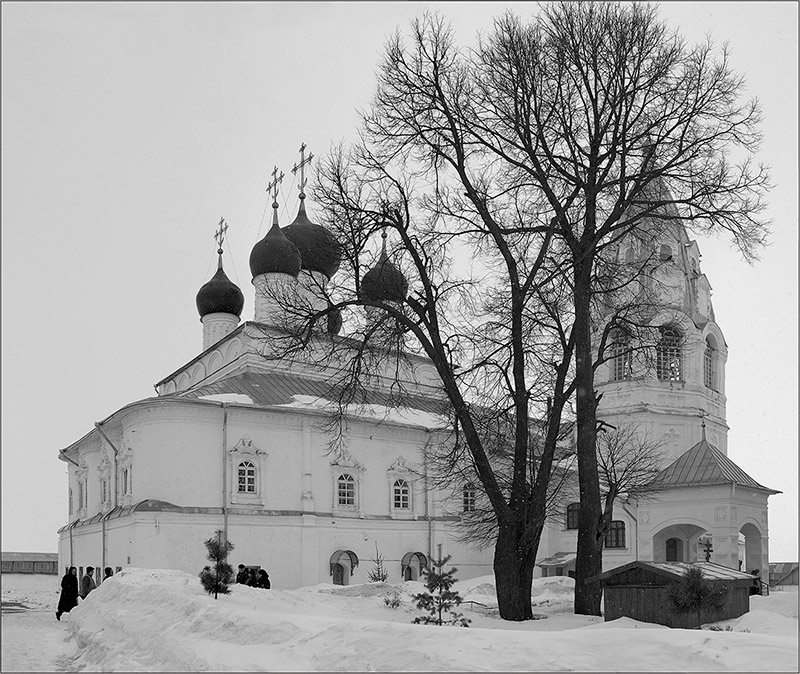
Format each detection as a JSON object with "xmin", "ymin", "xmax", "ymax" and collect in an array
[{"xmin": 2, "ymin": 569, "xmax": 797, "ymax": 671}]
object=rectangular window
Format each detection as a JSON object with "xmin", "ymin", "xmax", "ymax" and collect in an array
[{"xmin": 238, "ymin": 462, "xmax": 256, "ymax": 493}]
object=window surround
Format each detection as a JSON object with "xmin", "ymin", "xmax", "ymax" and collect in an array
[
  {"xmin": 117, "ymin": 443, "xmax": 134, "ymax": 507},
  {"xmin": 228, "ymin": 437, "xmax": 268, "ymax": 506},
  {"xmin": 610, "ymin": 333, "xmax": 633, "ymax": 382},
  {"xmin": 98, "ymin": 449, "xmax": 113, "ymax": 513},
  {"xmin": 330, "ymin": 448, "xmax": 365, "ymax": 516},
  {"xmin": 704, "ymin": 336, "xmax": 717, "ymax": 391},
  {"xmin": 75, "ymin": 456, "xmax": 89, "ymax": 518},
  {"xmin": 386, "ymin": 456, "xmax": 414, "ymax": 518}
]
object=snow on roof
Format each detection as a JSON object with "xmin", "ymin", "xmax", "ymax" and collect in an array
[
  {"xmin": 279, "ymin": 395, "xmax": 450, "ymax": 430},
  {"xmin": 197, "ymin": 393, "xmax": 254, "ymax": 404}
]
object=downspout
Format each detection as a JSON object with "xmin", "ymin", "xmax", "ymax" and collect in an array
[
  {"xmin": 95, "ymin": 422, "xmax": 122, "ymax": 577},
  {"xmin": 621, "ymin": 500, "xmax": 639, "ymax": 561},
  {"xmin": 424, "ymin": 439, "xmax": 432, "ymax": 562},
  {"xmin": 222, "ymin": 403, "xmax": 229, "ymax": 544}
]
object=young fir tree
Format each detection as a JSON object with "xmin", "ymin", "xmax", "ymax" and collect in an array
[
  {"xmin": 412, "ymin": 549, "xmax": 471, "ymax": 627},
  {"xmin": 667, "ymin": 565, "xmax": 729, "ymax": 628},
  {"xmin": 199, "ymin": 530, "xmax": 235, "ymax": 600},
  {"xmin": 368, "ymin": 542, "xmax": 389, "ymax": 583}
]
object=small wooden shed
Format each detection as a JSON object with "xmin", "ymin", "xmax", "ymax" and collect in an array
[{"xmin": 586, "ymin": 561, "xmax": 755, "ymax": 628}]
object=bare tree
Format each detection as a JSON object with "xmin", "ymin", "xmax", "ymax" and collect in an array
[{"xmin": 258, "ymin": 1, "xmax": 769, "ymax": 618}]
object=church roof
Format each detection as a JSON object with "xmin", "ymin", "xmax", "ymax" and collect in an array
[
  {"xmin": 651, "ymin": 437, "xmax": 779, "ymax": 493},
  {"xmin": 177, "ymin": 370, "xmax": 448, "ymax": 417}
]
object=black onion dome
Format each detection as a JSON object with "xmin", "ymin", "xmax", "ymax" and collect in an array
[
  {"xmin": 249, "ymin": 221, "xmax": 303, "ymax": 278},
  {"xmin": 196, "ymin": 265, "xmax": 245, "ymax": 318},
  {"xmin": 283, "ymin": 201, "xmax": 341, "ymax": 279},
  {"xmin": 361, "ymin": 250, "xmax": 408, "ymax": 303}
]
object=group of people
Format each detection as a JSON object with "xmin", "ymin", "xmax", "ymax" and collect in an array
[
  {"xmin": 235, "ymin": 564, "xmax": 271, "ymax": 589},
  {"xmin": 55, "ymin": 566, "xmax": 115, "ymax": 620}
]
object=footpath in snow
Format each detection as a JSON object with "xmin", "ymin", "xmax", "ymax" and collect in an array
[{"xmin": 2, "ymin": 568, "xmax": 798, "ymax": 672}]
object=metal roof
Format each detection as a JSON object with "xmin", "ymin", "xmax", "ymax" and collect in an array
[
  {"xmin": 1, "ymin": 552, "xmax": 58, "ymax": 563},
  {"xmin": 537, "ymin": 552, "xmax": 576, "ymax": 567},
  {"xmin": 651, "ymin": 437, "xmax": 779, "ymax": 493},
  {"xmin": 176, "ymin": 370, "xmax": 448, "ymax": 417},
  {"xmin": 587, "ymin": 560, "xmax": 756, "ymax": 584}
]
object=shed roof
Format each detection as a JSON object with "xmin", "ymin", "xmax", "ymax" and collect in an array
[
  {"xmin": 650, "ymin": 437, "xmax": 779, "ymax": 493},
  {"xmin": 1, "ymin": 552, "xmax": 58, "ymax": 563},
  {"xmin": 586, "ymin": 560, "xmax": 756, "ymax": 585}
]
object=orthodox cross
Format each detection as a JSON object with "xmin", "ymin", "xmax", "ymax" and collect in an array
[
  {"xmin": 213, "ymin": 217, "xmax": 228, "ymax": 254},
  {"xmin": 266, "ymin": 166, "xmax": 284, "ymax": 206},
  {"xmin": 702, "ymin": 537, "xmax": 713, "ymax": 562},
  {"xmin": 292, "ymin": 142, "xmax": 314, "ymax": 196}
]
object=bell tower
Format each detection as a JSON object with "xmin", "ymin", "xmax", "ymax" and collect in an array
[{"xmin": 595, "ymin": 186, "xmax": 729, "ymax": 462}]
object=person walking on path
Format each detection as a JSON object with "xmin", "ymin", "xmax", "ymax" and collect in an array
[
  {"xmin": 103, "ymin": 567, "xmax": 114, "ymax": 582},
  {"xmin": 246, "ymin": 568, "xmax": 258, "ymax": 587},
  {"xmin": 256, "ymin": 569, "xmax": 271, "ymax": 589},
  {"xmin": 80, "ymin": 567, "xmax": 97, "ymax": 599},
  {"xmin": 55, "ymin": 567, "xmax": 79, "ymax": 621}
]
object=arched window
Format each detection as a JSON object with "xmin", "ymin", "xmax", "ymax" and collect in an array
[
  {"xmin": 656, "ymin": 327, "xmax": 682, "ymax": 381},
  {"xmin": 604, "ymin": 521, "xmax": 626, "ymax": 548},
  {"xmin": 566, "ymin": 502, "xmax": 580, "ymax": 530},
  {"xmin": 624, "ymin": 247, "xmax": 635, "ymax": 263},
  {"xmin": 337, "ymin": 474, "xmax": 355, "ymax": 506},
  {"xmin": 393, "ymin": 479, "xmax": 410, "ymax": 509},
  {"xmin": 78, "ymin": 481, "xmax": 85, "ymax": 511},
  {"xmin": 237, "ymin": 461, "xmax": 256, "ymax": 493},
  {"xmin": 704, "ymin": 337, "xmax": 716, "ymax": 390},
  {"xmin": 68, "ymin": 487, "xmax": 73, "ymax": 515},
  {"xmin": 660, "ymin": 244, "xmax": 673, "ymax": 261},
  {"xmin": 462, "ymin": 483, "xmax": 476, "ymax": 512},
  {"xmin": 610, "ymin": 334, "xmax": 632, "ymax": 381}
]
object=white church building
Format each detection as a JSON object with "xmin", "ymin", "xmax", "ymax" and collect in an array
[{"xmin": 58, "ymin": 154, "xmax": 778, "ymax": 589}]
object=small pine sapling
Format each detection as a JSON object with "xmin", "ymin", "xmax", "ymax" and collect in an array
[
  {"xmin": 667, "ymin": 565, "xmax": 729, "ymax": 628},
  {"xmin": 199, "ymin": 530, "xmax": 235, "ymax": 599},
  {"xmin": 412, "ymin": 549, "xmax": 471, "ymax": 627},
  {"xmin": 368, "ymin": 542, "xmax": 389, "ymax": 582}
]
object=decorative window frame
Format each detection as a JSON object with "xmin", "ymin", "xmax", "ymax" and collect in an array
[
  {"xmin": 610, "ymin": 334, "xmax": 633, "ymax": 382},
  {"xmin": 98, "ymin": 449, "xmax": 113, "ymax": 513},
  {"xmin": 117, "ymin": 443, "xmax": 134, "ymax": 507},
  {"xmin": 228, "ymin": 437, "xmax": 268, "ymax": 506},
  {"xmin": 386, "ymin": 456, "xmax": 414, "ymax": 519},
  {"xmin": 75, "ymin": 456, "xmax": 89, "ymax": 518},
  {"xmin": 68, "ymin": 487, "xmax": 74, "ymax": 516},
  {"xmin": 330, "ymin": 448, "xmax": 365, "ymax": 516}
]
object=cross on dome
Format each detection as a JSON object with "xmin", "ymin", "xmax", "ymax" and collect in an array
[
  {"xmin": 292, "ymin": 142, "xmax": 314, "ymax": 199},
  {"xmin": 214, "ymin": 217, "xmax": 228, "ymax": 254}
]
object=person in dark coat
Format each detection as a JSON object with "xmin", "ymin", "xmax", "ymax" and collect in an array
[
  {"xmin": 56, "ymin": 567, "xmax": 79, "ymax": 621},
  {"xmin": 103, "ymin": 567, "xmax": 114, "ymax": 582},
  {"xmin": 256, "ymin": 569, "xmax": 271, "ymax": 589},
  {"xmin": 80, "ymin": 566, "xmax": 97, "ymax": 599},
  {"xmin": 235, "ymin": 564, "xmax": 248, "ymax": 584},
  {"xmin": 246, "ymin": 568, "xmax": 258, "ymax": 587}
]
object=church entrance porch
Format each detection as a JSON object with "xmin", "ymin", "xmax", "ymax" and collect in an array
[
  {"xmin": 330, "ymin": 550, "xmax": 358, "ymax": 586},
  {"xmin": 652, "ymin": 524, "xmax": 708, "ymax": 563}
]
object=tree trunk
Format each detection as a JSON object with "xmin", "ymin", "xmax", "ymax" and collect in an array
[
  {"xmin": 493, "ymin": 518, "xmax": 536, "ymax": 620},
  {"xmin": 572, "ymin": 254, "xmax": 604, "ymax": 616}
]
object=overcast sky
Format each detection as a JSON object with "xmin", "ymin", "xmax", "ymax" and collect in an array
[{"xmin": 2, "ymin": 2, "xmax": 797, "ymax": 561}]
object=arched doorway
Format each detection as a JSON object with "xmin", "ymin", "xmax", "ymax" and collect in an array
[
  {"xmin": 401, "ymin": 551, "xmax": 428, "ymax": 581},
  {"xmin": 329, "ymin": 550, "xmax": 359, "ymax": 586},
  {"xmin": 652, "ymin": 523, "xmax": 707, "ymax": 563},
  {"xmin": 740, "ymin": 522, "xmax": 764, "ymax": 576},
  {"xmin": 665, "ymin": 537, "xmax": 683, "ymax": 562}
]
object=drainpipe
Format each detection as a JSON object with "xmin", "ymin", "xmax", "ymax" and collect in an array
[
  {"xmin": 423, "ymin": 440, "xmax": 432, "ymax": 562},
  {"xmin": 95, "ymin": 422, "xmax": 122, "ymax": 577},
  {"xmin": 222, "ymin": 403, "xmax": 229, "ymax": 544},
  {"xmin": 621, "ymin": 500, "xmax": 639, "ymax": 561}
]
